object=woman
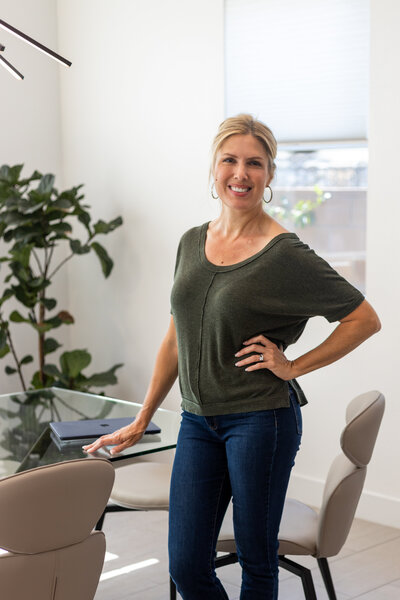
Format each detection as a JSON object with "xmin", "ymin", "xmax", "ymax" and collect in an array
[{"xmin": 84, "ymin": 114, "xmax": 380, "ymax": 599}]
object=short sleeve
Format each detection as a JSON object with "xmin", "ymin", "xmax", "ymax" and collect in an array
[{"xmin": 281, "ymin": 238, "xmax": 365, "ymax": 323}]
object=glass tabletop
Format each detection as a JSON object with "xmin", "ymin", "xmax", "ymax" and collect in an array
[{"xmin": 0, "ymin": 387, "xmax": 180, "ymax": 478}]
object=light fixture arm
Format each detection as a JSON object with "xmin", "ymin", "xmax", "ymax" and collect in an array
[
  {"xmin": 0, "ymin": 18, "xmax": 71, "ymax": 68},
  {"xmin": 0, "ymin": 52, "xmax": 24, "ymax": 80}
]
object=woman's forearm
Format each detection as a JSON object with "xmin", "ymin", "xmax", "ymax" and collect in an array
[
  {"xmin": 236, "ymin": 300, "xmax": 381, "ymax": 380},
  {"xmin": 290, "ymin": 300, "xmax": 381, "ymax": 379}
]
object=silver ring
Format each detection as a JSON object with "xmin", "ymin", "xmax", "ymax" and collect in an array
[{"xmin": 259, "ymin": 353, "xmax": 264, "ymax": 362}]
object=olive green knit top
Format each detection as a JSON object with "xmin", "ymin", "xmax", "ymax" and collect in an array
[{"xmin": 170, "ymin": 223, "xmax": 364, "ymax": 416}]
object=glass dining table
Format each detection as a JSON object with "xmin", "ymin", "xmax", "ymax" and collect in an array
[{"xmin": 0, "ymin": 387, "xmax": 180, "ymax": 478}]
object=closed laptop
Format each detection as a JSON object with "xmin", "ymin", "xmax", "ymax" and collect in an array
[{"xmin": 50, "ymin": 416, "xmax": 161, "ymax": 442}]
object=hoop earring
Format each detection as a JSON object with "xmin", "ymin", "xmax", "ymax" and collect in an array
[
  {"xmin": 211, "ymin": 182, "xmax": 219, "ymax": 200},
  {"xmin": 263, "ymin": 185, "xmax": 273, "ymax": 204}
]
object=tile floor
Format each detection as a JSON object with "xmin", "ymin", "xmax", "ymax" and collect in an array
[{"xmin": 94, "ymin": 510, "xmax": 400, "ymax": 600}]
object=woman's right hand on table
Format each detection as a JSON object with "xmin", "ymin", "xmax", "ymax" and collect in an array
[{"xmin": 82, "ymin": 420, "xmax": 146, "ymax": 456}]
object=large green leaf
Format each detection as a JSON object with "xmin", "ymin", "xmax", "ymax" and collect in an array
[
  {"xmin": 0, "ymin": 288, "xmax": 14, "ymax": 306},
  {"xmin": 93, "ymin": 216, "xmax": 123, "ymax": 235},
  {"xmin": 10, "ymin": 263, "xmax": 31, "ymax": 283},
  {"xmin": 69, "ymin": 239, "xmax": 91, "ymax": 254},
  {"xmin": 37, "ymin": 174, "xmax": 55, "ymax": 195},
  {"xmin": 22, "ymin": 200, "xmax": 46, "ymax": 215},
  {"xmin": 14, "ymin": 228, "xmax": 43, "ymax": 244},
  {"xmin": 3, "ymin": 229, "xmax": 14, "ymax": 243},
  {"xmin": 2, "ymin": 210, "xmax": 33, "ymax": 227},
  {"xmin": 29, "ymin": 276, "xmax": 50, "ymax": 290},
  {"xmin": 0, "ymin": 345, "xmax": 10, "ymax": 358},
  {"xmin": 0, "ymin": 164, "xmax": 10, "ymax": 181},
  {"xmin": 44, "ymin": 337, "xmax": 61, "ymax": 354},
  {"xmin": 0, "ymin": 329, "xmax": 10, "ymax": 358},
  {"xmin": 52, "ymin": 197, "xmax": 72, "ymax": 210},
  {"xmin": 84, "ymin": 363, "xmax": 123, "ymax": 387},
  {"xmin": 46, "ymin": 209, "xmax": 70, "ymax": 221},
  {"xmin": 78, "ymin": 211, "xmax": 91, "ymax": 226},
  {"xmin": 41, "ymin": 297, "xmax": 57, "ymax": 311},
  {"xmin": 13, "ymin": 285, "xmax": 37, "ymax": 308},
  {"xmin": 0, "ymin": 164, "xmax": 23, "ymax": 184},
  {"xmin": 0, "ymin": 328, "xmax": 8, "ymax": 349},
  {"xmin": 42, "ymin": 364, "xmax": 63, "ymax": 379},
  {"xmin": 60, "ymin": 349, "xmax": 91, "ymax": 378},
  {"xmin": 51, "ymin": 222, "xmax": 72, "ymax": 234},
  {"xmin": 9, "ymin": 310, "xmax": 27, "ymax": 323},
  {"xmin": 10, "ymin": 243, "xmax": 33, "ymax": 267},
  {"xmin": 20, "ymin": 354, "xmax": 34, "ymax": 365},
  {"xmin": 91, "ymin": 242, "xmax": 113, "ymax": 277}
]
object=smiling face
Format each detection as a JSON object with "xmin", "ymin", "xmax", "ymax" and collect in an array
[{"xmin": 213, "ymin": 134, "xmax": 272, "ymax": 212}]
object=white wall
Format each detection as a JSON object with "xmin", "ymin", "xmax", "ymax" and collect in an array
[
  {"xmin": 56, "ymin": 0, "xmax": 224, "ymax": 407},
  {"xmin": 0, "ymin": 0, "xmax": 67, "ymax": 393}
]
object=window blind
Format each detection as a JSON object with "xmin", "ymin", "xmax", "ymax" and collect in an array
[{"xmin": 225, "ymin": 0, "xmax": 369, "ymax": 143}]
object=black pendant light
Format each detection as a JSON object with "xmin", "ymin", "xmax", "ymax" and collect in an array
[{"xmin": 0, "ymin": 18, "xmax": 71, "ymax": 80}]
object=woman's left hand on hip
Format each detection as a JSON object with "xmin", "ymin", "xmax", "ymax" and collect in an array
[{"xmin": 235, "ymin": 335, "xmax": 293, "ymax": 380}]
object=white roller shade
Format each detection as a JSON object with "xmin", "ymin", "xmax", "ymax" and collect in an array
[{"xmin": 225, "ymin": 0, "xmax": 369, "ymax": 143}]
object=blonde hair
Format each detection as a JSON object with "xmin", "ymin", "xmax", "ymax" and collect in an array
[{"xmin": 210, "ymin": 114, "xmax": 277, "ymax": 179}]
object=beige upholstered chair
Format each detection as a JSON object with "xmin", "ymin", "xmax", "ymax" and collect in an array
[
  {"xmin": 216, "ymin": 390, "xmax": 385, "ymax": 600},
  {"xmin": 96, "ymin": 460, "xmax": 172, "ymax": 531},
  {"xmin": 0, "ymin": 457, "xmax": 115, "ymax": 600}
]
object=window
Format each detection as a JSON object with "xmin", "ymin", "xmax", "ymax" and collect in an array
[
  {"xmin": 271, "ymin": 145, "xmax": 367, "ymax": 291},
  {"xmin": 225, "ymin": 0, "xmax": 369, "ymax": 290}
]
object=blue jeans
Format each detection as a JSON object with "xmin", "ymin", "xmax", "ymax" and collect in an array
[{"xmin": 168, "ymin": 388, "xmax": 302, "ymax": 600}]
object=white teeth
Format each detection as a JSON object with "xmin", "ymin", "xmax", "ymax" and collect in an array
[{"xmin": 231, "ymin": 186, "xmax": 250, "ymax": 192}]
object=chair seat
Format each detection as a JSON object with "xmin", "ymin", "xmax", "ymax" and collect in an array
[
  {"xmin": 216, "ymin": 498, "xmax": 318, "ymax": 556},
  {"xmin": 278, "ymin": 498, "xmax": 318, "ymax": 556},
  {"xmin": 110, "ymin": 462, "xmax": 172, "ymax": 510}
]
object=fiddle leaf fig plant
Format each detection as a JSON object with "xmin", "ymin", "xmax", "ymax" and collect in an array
[{"xmin": 0, "ymin": 164, "xmax": 123, "ymax": 392}]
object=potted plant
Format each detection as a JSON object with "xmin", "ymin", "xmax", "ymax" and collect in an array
[{"xmin": 0, "ymin": 164, "xmax": 123, "ymax": 393}]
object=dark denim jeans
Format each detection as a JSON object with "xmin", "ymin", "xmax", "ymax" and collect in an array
[{"xmin": 168, "ymin": 388, "xmax": 302, "ymax": 600}]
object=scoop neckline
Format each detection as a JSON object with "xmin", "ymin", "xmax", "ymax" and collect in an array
[{"xmin": 198, "ymin": 222, "xmax": 298, "ymax": 272}]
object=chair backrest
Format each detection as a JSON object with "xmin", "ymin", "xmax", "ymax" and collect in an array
[
  {"xmin": 316, "ymin": 391, "xmax": 385, "ymax": 557},
  {"xmin": 0, "ymin": 458, "xmax": 115, "ymax": 600}
]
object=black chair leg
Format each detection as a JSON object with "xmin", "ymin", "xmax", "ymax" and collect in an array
[
  {"xmin": 95, "ymin": 504, "xmax": 135, "ymax": 531},
  {"xmin": 300, "ymin": 569, "xmax": 318, "ymax": 600},
  {"xmin": 317, "ymin": 557, "xmax": 337, "ymax": 600},
  {"xmin": 170, "ymin": 576, "xmax": 177, "ymax": 600},
  {"xmin": 279, "ymin": 555, "xmax": 317, "ymax": 600},
  {"xmin": 95, "ymin": 509, "xmax": 106, "ymax": 531}
]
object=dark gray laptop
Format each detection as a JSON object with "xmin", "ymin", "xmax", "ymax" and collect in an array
[{"xmin": 50, "ymin": 416, "xmax": 161, "ymax": 443}]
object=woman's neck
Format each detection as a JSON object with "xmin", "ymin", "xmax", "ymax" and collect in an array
[{"xmin": 211, "ymin": 207, "xmax": 272, "ymax": 240}]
